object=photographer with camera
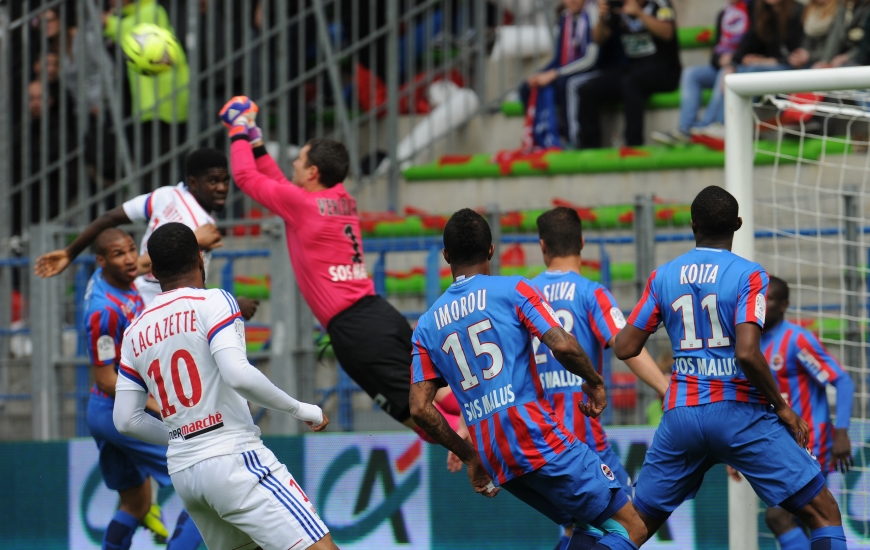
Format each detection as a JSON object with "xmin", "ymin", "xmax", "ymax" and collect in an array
[{"xmin": 576, "ymin": 0, "xmax": 682, "ymax": 148}]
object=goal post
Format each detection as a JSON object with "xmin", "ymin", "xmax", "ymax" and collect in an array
[{"xmin": 724, "ymin": 67, "xmax": 870, "ymax": 550}]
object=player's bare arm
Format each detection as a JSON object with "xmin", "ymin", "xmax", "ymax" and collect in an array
[
  {"xmin": 93, "ymin": 364, "xmax": 161, "ymax": 415},
  {"xmin": 410, "ymin": 380, "xmax": 498, "ymax": 498},
  {"xmin": 735, "ymin": 323, "xmax": 809, "ymax": 448},
  {"xmin": 832, "ymin": 428, "xmax": 852, "ymax": 473},
  {"xmin": 610, "ymin": 336, "xmax": 669, "ymax": 395},
  {"xmin": 541, "ymin": 326, "xmax": 606, "ymax": 417},
  {"xmin": 613, "ymin": 323, "xmax": 652, "ymax": 361},
  {"xmin": 34, "ymin": 207, "xmax": 132, "ymax": 277}
]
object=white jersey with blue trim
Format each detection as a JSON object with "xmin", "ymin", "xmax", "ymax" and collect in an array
[
  {"xmin": 117, "ymin": 287, "xmax": 263, "ymax": 474},
  {"xmin": 122, "ymin": 183, "xmax": 216, "ymax": 305}
]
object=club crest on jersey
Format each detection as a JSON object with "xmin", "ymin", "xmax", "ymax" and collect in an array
[
  {"xmin": 770, "ymin": 353, "xmax": 785, "ymax": 371},
  {"xmin": 600, "ymin": 463, "xmax": 615, "ymax": 481}
]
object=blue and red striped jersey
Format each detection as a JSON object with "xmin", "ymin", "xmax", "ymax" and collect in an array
[
  {"xmin": 410, "ymin": 275, "xmax": 575, "ymax": 484},
  {"xmin": 627, "ymin": 247, "xmax": 770, "ymax": 411},
  {"xmin": 761, "ymin": 320, "xmax": 848, "ymax": 471},
  {"xmin": 531, "ymin": 270, "xmax": 626, "ymax": 453},
  {"xmin": 83, "ymin": 268, "xmax": 145, "ymax": 376}
]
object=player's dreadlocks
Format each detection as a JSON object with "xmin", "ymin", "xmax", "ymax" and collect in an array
[
  {"xmin": 691, "ymin": 185, "xmax": 740, "ymax": 239},
  {"xmin": 148, "ymin": 223, "xmax": 202, "ymax": 284},
  {"xmin": 443, "ymin": 208, "xmax": 492, "ymax": 268},
  {"xmin": 537, "ymin": 207, "xmax": 584, "ymax": 257}
]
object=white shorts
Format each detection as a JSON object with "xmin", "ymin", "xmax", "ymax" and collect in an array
[{"xmin": 172, "ymin": 447, "xmax": 329, "ymax": 550}]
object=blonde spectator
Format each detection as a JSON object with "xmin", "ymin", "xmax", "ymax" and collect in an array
[{"xmin": 818, "ymin": 0, "xmax": 870, "ymax": 66}]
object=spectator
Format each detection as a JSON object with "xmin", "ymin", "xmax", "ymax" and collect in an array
[
  {"xmin": 696, "ymin": 0, "xmax": 805, "ymax": 139},
  {"xmin": 577, "ymin": 0, "xmax": 682, "ymax": 148},
  {"xmin": 12, "ymin": 79, "xmax": 78, "ymax": 231},
  {"xmin": 652, "ymin": 0, "xmax": 750, "ymax": 145},
  {"xmin": 818, "ymin": 0, "xmax": 870, "ymax": 67},
  {"xmin": 103, "ymin": 0, "xmax": 190, "ymax": 189},
  {"xmin": 519, "ymin": 0, "xmax": 618, "ymax": 147},
  {"xmin": 800, "ymin": 0, "xmax": 841, "ymax": 67}
]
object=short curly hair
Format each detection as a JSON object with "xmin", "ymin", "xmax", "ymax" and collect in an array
[
  {"xmin": 443, "ymin": 208, "xmax": 492, "ymax": 268},
  {"xmin": 691, "ymin": 185, "xmax": 740, "ymax": 239},
  {"xmin": 147, "ymin": 223, "xmax": 201, "ymax": 283}
]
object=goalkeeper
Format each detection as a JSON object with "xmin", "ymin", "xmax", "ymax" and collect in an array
[{"xmin": 219, "ymin": 96, "xmax": 417, "ymax": 428}]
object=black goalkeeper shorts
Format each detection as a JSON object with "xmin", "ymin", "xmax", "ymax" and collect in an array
[{"xmin": 327, "ymin": 295, "xmax": 413, "ymax": 423}]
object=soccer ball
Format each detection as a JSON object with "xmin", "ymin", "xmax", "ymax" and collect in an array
[{"xmin": 121, "ymin": 23, "xmax": 182, "ymax": 76}]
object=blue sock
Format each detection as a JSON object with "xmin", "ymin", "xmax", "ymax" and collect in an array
[
  {"xmin": 167, "ymin": 510, "xmax": 204, "ymax": 550},
  {"xmin": 591, "ymin": 533, "xmax": 639, "ymax": 550},
  {"xmin": 810, "ymin": 526, "xmax": 847, "ymax": 550},
  {"xmin": 567, "ymin": 530, "xmax": 603, "ymax": 550},
  {"xmin": 103, "ymin": 510, "xmax": 139, "ymax": 550},
  {"xmin": 777, "ymin": 526, "xmax": 810, "ymax": 550}
]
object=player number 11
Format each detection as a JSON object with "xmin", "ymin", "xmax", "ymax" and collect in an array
[{"xmin": 671, "ymin": 294, "xmax": 731, "ymax": 350}]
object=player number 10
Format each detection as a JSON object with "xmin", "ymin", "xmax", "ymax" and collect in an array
[
  {"xmin": 146, "ymin": 349, "xmax": 203, "ymax": 418},
  {"xmin": 441, "ymin": 319, "xmax": 504, "ymax": 390},
  {"xmin": 671, "ymin": 294, "xmax": 731, "ymax": 350}
]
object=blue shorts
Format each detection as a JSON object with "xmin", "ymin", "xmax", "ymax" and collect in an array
[
  {"xmin": 501, "ymin": 442, "xmax": 628, "ymax": 527},
  {"xmin": 633, "ymin": 401, "xmax": 822, "ymax": 518},
  {"xmin": 86, "ymin": 394, "xmax": 172, "ymax": 492}
]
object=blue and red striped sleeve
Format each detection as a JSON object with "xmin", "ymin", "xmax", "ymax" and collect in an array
[
  {"xmin": 795, "ymin": 331, "xmax": 845, "ymax": 385},
  {"xmin": 85, "ymin": 307, "xmax": 121, "ymax": 367},
  {"xmin": 410, "ymin": 326, "xmax": 442, "ymax": 384},
  {"xmin": 735, "ymin": 269, "xmax": 769, "ymax": 327},
  {"xmin": 628, "ymin": 270, "xmax": 661, "ymax": 332},
  {"xmin": 589, "ymin": 286, "xmax": 626, "ymax": 346},
  {"xmin": 514, "ymin": 279, "xmax": 562, "ymax": 339}
]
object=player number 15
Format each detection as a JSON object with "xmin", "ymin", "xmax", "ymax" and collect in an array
[{"xmin": 441, "ymin": 319, "xmax": 504, "ymax": 390}]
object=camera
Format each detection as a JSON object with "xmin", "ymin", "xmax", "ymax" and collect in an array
[{"xmin": 607, "ymin": 0, "xmax": 625, "ymax": 8}]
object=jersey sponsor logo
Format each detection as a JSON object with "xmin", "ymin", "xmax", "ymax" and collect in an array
[
  {"xmin": 541, "ymin": 281, "xmax": 576, "ymax": 303},
  {"xmin": 797, "ymin": 348, "xmax": 829, "ymax": 382},
  {"xmin": 679, "ymin": 263, "xmax": 719, "ymax": 285},
  {"xmin": 307, "ymin": 434, "xmax": 429, "ymax": 548},
  {"xmin": 433, "ymin": 289, "xmax": 487, "ymax": 331},
  {"xmin": 96, "ymin": 335, "xmax": 116, "ymax": 362},
  {"xmin": 674, "ymin": 356, "xmax": 742, "ymax": 376},
  {"xmin": 755, "ymin": 294, "xmax": 766, "ymax": 324},
  {"xmin": 462, "ymin": 384, "xmax": 515, "ymax": 423},
  {"xmin": 328, "ymin": 263, "xmax": 369, "ymax": 282},
  {"xmin": 770, "ymin": 353, "xmax": 785, "ymax": 371},
  {"xmin": 611, "ymin": 307, "xmax": 627, "ymax": 329},
  {"xmin": 600, "ymin": 463, "xmax": 615, "ymax": 481},
  {"xmin": 539, "ymin": 370, "xmax": 584, "ymax": 391},
  {"xmin": 168, "ymin": 411, "xmax": 224, "ymax": 440},
  {"xmin": 130, "ymin": 309, "xmax": 198, "ymax": 357}
]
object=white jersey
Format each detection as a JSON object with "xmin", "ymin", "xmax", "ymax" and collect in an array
[
  {"xmin": 122, "ymin": 183, "xmax": 215, "ymax": 305},
  {"xmin": 117, "ymin": 287, "xmax": 262, "ymax": 474}
]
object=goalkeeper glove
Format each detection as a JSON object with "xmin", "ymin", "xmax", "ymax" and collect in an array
[
  {"xmin": 244, "ymin": 100, "xmax": 264, "ymax": 146},
  {"xmin": 219, "ymin": 96, "xmax": 255, "ymax": 138}
]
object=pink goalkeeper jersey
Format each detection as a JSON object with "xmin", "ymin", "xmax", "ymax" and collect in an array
[{"xmin": 230, "ymin": 140, "xmax": 374, "ymax": 327}]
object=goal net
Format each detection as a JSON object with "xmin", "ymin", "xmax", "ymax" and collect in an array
[{"xmin": 725, "ymin": 68, "xmax": 870, "ymax": 550}]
